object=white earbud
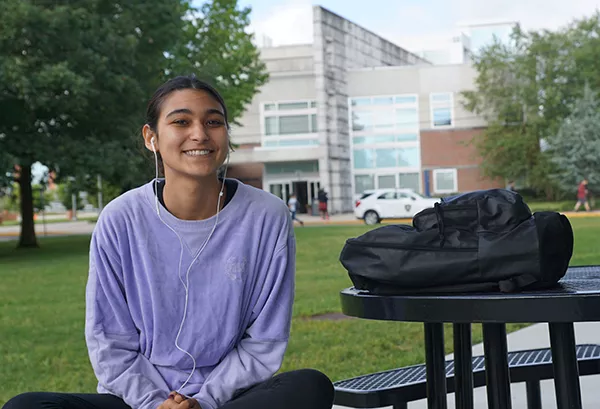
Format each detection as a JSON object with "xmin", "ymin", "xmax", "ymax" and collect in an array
[{"xmin": 150, "ymin": 136, "xmax": 156, "ymax": 152}]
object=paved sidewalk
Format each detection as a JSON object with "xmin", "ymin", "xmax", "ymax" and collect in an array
[{"xmin": 1, "ymin": 210, "xmax": 599, "ymax": 239}]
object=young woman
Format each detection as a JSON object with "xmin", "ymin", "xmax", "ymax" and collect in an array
[{"xmin": 3, "ymin": 76, "xmax": 334, "ymax": 409}]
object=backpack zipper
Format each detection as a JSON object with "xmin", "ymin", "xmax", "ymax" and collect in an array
[{"xmin": 346, "ymin": 240, "xmax": 477, "ymax": 252}]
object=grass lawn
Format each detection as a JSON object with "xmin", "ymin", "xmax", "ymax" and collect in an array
[{"xmin": 1, "ymin": 218, "xmax": 600, "ymax": 404}]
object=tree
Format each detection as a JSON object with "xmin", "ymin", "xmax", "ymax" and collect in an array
[
  {"xmin": 548, "ymin": 85, "xmax": 600, "ymax": 193},
  {"xmin": 0, "ymin": 0, "xmax": 187, "ymax": 247},
  {"xmin": 165, "ymin": 0, "xmax": 269, "ymax": 125},
  {"xmin": 462, "ymin": 12, "xmax": 600, "ymax": 198}
]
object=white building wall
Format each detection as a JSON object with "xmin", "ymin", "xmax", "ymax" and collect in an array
[{"xmin": 346, "ymin": 64, "xmax": 486, "ymax": 130}]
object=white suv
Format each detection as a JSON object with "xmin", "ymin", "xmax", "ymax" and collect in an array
[{"xmin": 354, "ymin": 188, "xmax": 440, "ymax": 225}]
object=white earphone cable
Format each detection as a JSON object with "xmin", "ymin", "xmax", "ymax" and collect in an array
[{"xmin": 150, "ymin": 137, "xmax": 229, "ymax": 393}]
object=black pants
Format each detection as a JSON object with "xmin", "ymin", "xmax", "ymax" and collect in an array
[{"xmin": 2, "ymin": 369, "xmax": 334, "ymax": 409}]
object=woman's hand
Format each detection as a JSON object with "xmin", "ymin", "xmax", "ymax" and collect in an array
[{"xmin": 158, "ymin": 392, "xmax": 201, "ymax": 409}]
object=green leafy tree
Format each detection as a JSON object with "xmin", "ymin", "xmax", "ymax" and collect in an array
[
  {"xmin": 0, "ymin": 0, "xmax": 187, "ymax": 247},
  {"xmin": 548, "ymin": 85, "xmax": 600, "ymax": 194},
  {"xmin": 462, "ymin": 13, "xmax": 600, "ymax": 198},
  {"xmin": 165, "ymin": 0, "xmax": 269, "ymax": 125}
]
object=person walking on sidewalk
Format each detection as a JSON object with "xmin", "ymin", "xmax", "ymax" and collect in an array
[
  {"xmin": 317, "ymin": 188, "xmax": 330, "ymax": 220},
  {"xmin": 574, "ymin": 179, "xmax": 591, "ymax": 212},
  {"xmin": 288, "ymin": 194, "xmax": 304, "ymax": 226}
]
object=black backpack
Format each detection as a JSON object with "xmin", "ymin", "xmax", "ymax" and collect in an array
[{"xmin": 339, "ymin": 189, "xmax": 574, "ymax": 294}]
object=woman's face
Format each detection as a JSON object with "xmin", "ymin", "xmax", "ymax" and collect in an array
[{"xmin": 144, "ymin": 88, "xmax": 229, "ymax": 181}]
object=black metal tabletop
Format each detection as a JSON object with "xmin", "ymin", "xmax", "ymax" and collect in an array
[{"xmin": 340, "ymin": 266, "xmax": 600, "ymax": 323}]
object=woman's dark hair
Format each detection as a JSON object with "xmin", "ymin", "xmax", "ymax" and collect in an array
[
  {"xmin": 146, "ymin": 75, "xmax": 229, "ymax": 132},
  {"xmin": 143, "ymin": 75, "xmax": 233, "ymax": 176}
]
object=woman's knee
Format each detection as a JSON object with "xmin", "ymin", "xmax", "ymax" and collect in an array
[
  {"xmin": 289, "ymin": 369, "xmax": 334, "ymax": 407},
  {"xmin": 3, "ymin": 392, "xmax": 55, "ymax": 409}
]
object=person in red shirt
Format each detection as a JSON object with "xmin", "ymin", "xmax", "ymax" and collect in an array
[{"xmin": 574, "ymin": 179, "xmax": 591, "ymax": 212}]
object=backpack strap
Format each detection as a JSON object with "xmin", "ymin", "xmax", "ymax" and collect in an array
[{"xmin": 498, "ymin": 274, "xmax": 539, "ymax": 292}]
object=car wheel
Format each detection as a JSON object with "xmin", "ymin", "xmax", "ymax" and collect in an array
[{"xmin": 364, "ymin": 210, "xmax": 380, "ymax": 225}]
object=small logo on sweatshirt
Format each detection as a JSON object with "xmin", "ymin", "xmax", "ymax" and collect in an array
[{"xmin": 225, "ymin": 257, "xmax": 247, "ymax": 281}]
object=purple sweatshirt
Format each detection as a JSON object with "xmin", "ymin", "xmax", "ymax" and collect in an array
[{"xmin": 85, "ymin": 180, "xmax": 295, "ymax": 409}]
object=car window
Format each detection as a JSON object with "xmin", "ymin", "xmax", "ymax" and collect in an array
[
  {"xmin": 397, "ymin": 193, "xmax": 410, "ymax": 199},
  {"xmin": 378, "ymin": 192, "xmax": 397, "ymax": 200},
  {"xmin": 360, "ymin": 192, "xmax": 374, "ymax": 199}
]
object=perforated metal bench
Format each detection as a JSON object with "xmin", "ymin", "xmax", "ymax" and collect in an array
[{"xmin": 334, "ymin": 344, "xmax": 600, "ymax": 409}]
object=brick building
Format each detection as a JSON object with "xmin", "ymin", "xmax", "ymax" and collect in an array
[{"xmin": 227, "ymin": 6, "xmax": 502, "ymax": 213}]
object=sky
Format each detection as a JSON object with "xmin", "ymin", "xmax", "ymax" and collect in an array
[{"xmin": 231, "ymin": 0, "xmax": 600, "ymax": 51}]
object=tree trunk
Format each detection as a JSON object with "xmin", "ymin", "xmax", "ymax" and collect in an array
[{"xmin": 18, "ymin": 163, "xmax": 38, "ymax": 248}]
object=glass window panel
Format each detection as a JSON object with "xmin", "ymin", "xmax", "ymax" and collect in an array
[
  {"xmin": 375, "ymin": 149, "xmax": 397, "ymax": 168},
  {"xmin": 378, "ymin": 191, "xmax": 397, "ymax": 200},
  {"xmin": 278, "ymin": 139, "xmax": 313, "ymax": 147},
  {"xmin": 353, "ymin": 149, "xmax": 375, "ymax": 169},
  {"xmin": 310, "ymin": 101, "xmax": 317, "ymax": 108},
  {"xmin": 263, "ymin": 140, "xmax": 277, "ymax": 147},
  {"xmin": 355, "ymin": 175, "xmax": 375, "ymax": 194},
  {"xmin": 395, "ymin": 95, "xmax": 417, "ymax": 104},
  {"xmin": 351, "ymin": 98, "xmax": 371, "ymax": 106},
  {"xmin": 264, "ymin": 103, "xmax": 276, "ymax": 111},
  {"xmin": 353, "ymin": 137, "xmax": 366, "ymax": 145},
  {"xmin": 374, "ymin": 135, "xmax": 396, "ymax": 143},
  {"xmin": 396, "ymin": 108, "xmax": 418, "ymax": 128},
  {"xmin": 431, "ymin": 93, "xmax": 452, "ymax": 103},
  {"xmin": 433, "ymin": 108, "xmax": 452, "ymax": 126},
  {"xmin": 435, "ymin": 170, "xmax": 457, "ymax": 192},
  {"xmin": 374, "ymin": 110, "xmax": 395, "ymax": 129},
  {"xmin": 397, "ymin": 147, "xmax": 420, "ymax": 167},
  {"xmin": 270, "ymin": 184, "xmax": 283, "ymax": 199},
  {"xmin": 397, "ymin": 133, "xmax": 418, "ymax": 142},
  {"xmin": 373, "ymin": 97, "xmax": 394, "ymax": 105},
  {"xmin": 279, "ymin": 115, "xmax": 310, "ymax": 134},
  {"xmin": 352, "ymin": 111, "xmax": 372, "ymax": 131},
  {"xmin": 310, "ymin": 114, "xmax": 317, "ymax": 132},
  {"xmin": 399, "ymin": 173, "xmax": 420, "ymax": 191},
  {"xmin": 378, "ymin": 175, "xmax": 396, "ymax": 189},
  {"xmin": 265, "ymin": 117, "xmax": 277, "ymax": 135},
  {"xmin": 278, "ymin": 102, "xmax": 309, "ymax": 110},
  {"xmin": 265, "ymin": 161, "xmax": 319, "ymax": 174}
]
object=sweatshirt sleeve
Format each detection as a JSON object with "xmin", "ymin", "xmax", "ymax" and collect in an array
[
  {"xmin": 85, "ymin": 217, "xmax": 170, "ymax": 409},
  {"xmin": 192, "ymin": 225, "xmax": 296, "ymax": 409}
]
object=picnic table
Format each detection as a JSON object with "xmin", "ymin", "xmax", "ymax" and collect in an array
[{"xmin": 340, "ymin": 266, "xmax": 600, "ymax": 409}]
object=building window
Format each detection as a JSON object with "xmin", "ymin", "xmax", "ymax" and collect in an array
[
  {"xmin": 352, "ymin": 133, "xmax": 417, "ymax": 145},
  {"xmin": 262, "ymin": 100, "xmax": 318, "ymax": 147},
  {"xmin": 433, "ymin": 168, "xmax": 458, "ymax": 193},
  {"xmin": 278, "ymin": 101, "xmax": 309, "ymax": 110},
  {"xmin": 378, "ymin": 175, "xmax": 396, "ymax": 189},
  {"xmin": 353, "ymin": 147, "xmax": 420, "ymax": 169},
  {"xmin": 397, "ymin": 147, "xmax": 420, "ymax": 167},
  {"xmin": 355, "ymin": 175, "xmax": 375, "ymax": 194},
  {"xmin": 374, "ymin": 109, "xmax": 395, "ymax": 129},
  {"xmin": 373, "ymin": 96, "xmax": 394, "ymax": 105},
  {"xmin": 351, "ymin": 98, "xmax": 371, "ymax": 107},
  {"xmin": 265, "ymin": 117, "xmax": 277, "ymax": 136},
  {"xmin": 375, "ymin": 149, "xmax": 396, "ymax": 168},
  {"xmin": 399, "ymin": 172, "xmax": 420, "ymax": 191},
  {"xmin": 279, "ymin": 115, "xmax": 310, "ymax": 134},
  {"xmin": 396, "ymin": 108, "xmax": 419, "ymax": 129},
  {"xmin": 352, "ymin": 111, "xmax": 372, "ymax": 131},
  {"xmin": 430, "ymin": 93, "xmax": 453, "ymax": 127},
  {"xmin": 353, "ymin": 149, "xmax": 375, "ymax": 169},
  {"xmin": 395, "ymin": 95, "xmax": 417, "ymax": 104}
]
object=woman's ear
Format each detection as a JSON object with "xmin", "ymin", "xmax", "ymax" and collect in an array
[{"xmin": 142, "ymin": 124, "xmax": 157, "ymax": 152}]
